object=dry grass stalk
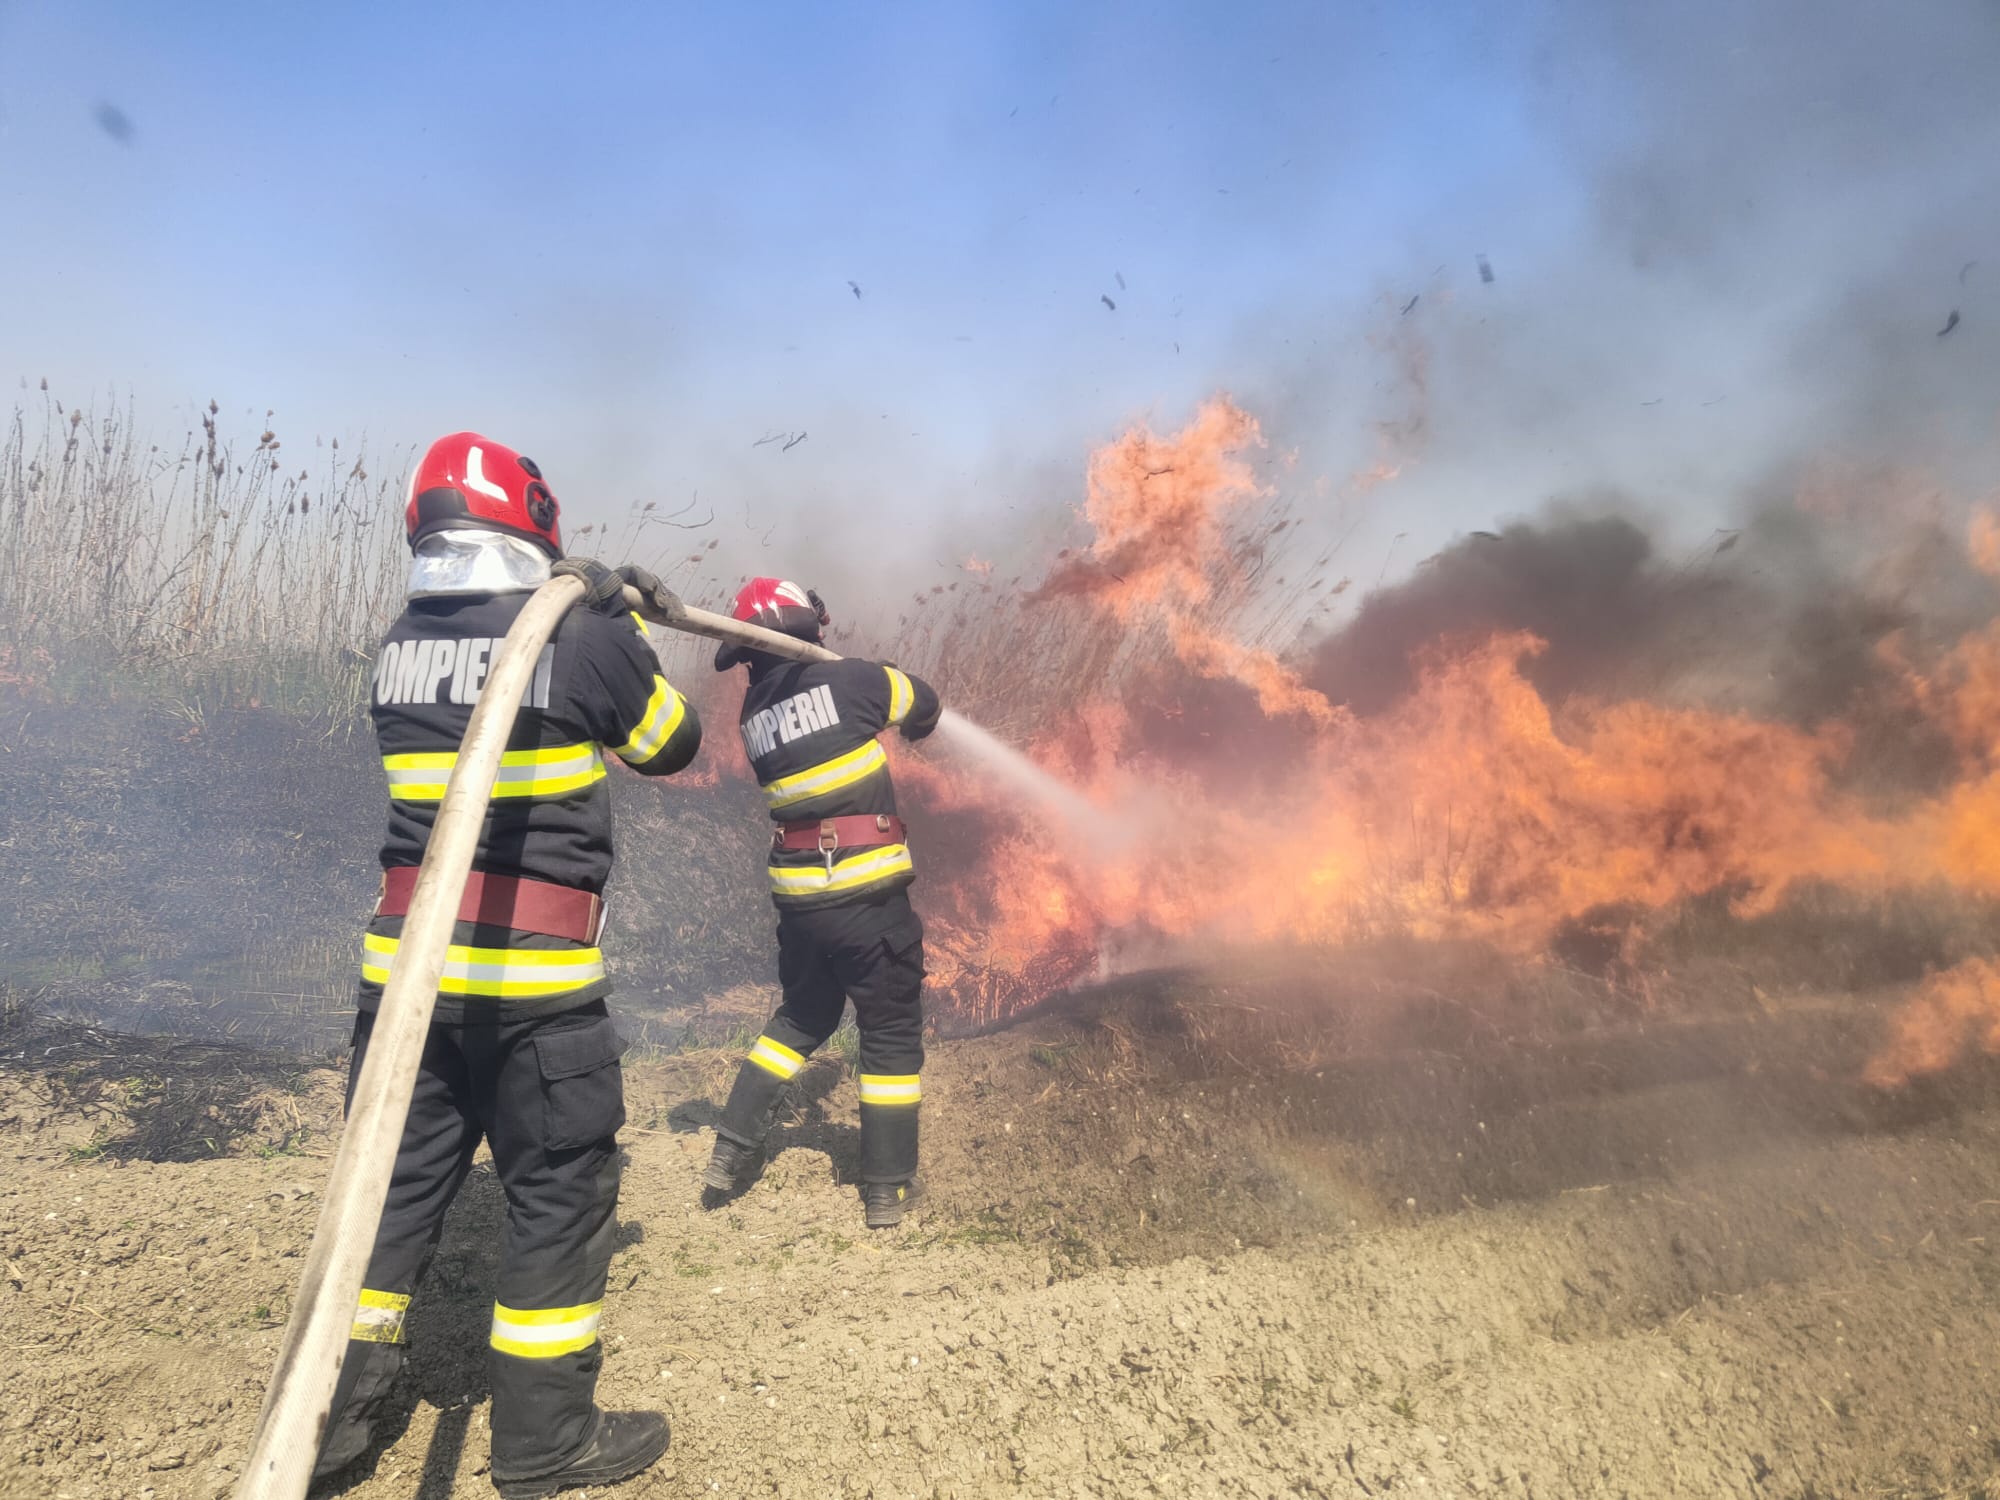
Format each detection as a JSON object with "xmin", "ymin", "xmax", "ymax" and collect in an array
[{"xmin": 1, "ymin": 391, "xmax": 407, "ymax": 716}]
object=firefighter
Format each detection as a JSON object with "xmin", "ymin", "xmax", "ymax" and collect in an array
[
  {"xmin": 702, "ymin": 578, "xmax": 943, "ymax": 1228},
  {"xmin": 315, "ymin": 432, "xmax": 702, "ymax": 1498}
]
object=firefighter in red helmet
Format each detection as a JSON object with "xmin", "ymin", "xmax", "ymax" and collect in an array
[
  {"xmin": 316, "ymin": 432, "xmax": 701, "ymax": 1497},
  {"xmin": 703, "ymin": 578, "xmax": 943, "ymax": 1228}
]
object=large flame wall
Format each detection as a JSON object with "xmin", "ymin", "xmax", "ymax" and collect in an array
[{"xmin": 891, "ymin": 397, "xmax": 2000, "ymax": 1086}]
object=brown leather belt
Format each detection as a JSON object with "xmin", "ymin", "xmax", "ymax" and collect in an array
[
  {"xmin": 376, "ymin": 866, "xmax": 605, "ymax": 944},
  {"xmin": 771, "ymin": 813, "xmax": 906, "ymax": 854}
]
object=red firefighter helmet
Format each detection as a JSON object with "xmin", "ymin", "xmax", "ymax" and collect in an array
[
  {"xmin": 728, "ymin": 577, "xmax": 829, "ymax": 642},
  {"xmin": 404, "ymin": 431, "xmax": 563, "ymax": 557}
]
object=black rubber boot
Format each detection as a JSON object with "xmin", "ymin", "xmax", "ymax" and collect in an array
[
  {"xmin": 701, "ymin": 1135, "xmax": 759, "ymax": 1194},
  {"xmin": 863, "ymin": 1178, "xmax": 925, "ymax": 1229},
  {"xmin": 490, "ymin": 1410, "xmax": 670, "ymax": 1499}
]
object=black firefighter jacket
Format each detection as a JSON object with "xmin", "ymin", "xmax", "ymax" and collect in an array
[
  {"xmin": 360, "ymin": 591, "xmax": 701, "ymax": 1023},
  {"xmin": 740, "ymin": 656, "xmax": 941, "ymax": 911}
]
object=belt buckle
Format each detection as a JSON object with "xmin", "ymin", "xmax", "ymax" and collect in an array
[{"xmin": 817, "ymin": 819, "xmax": 839, "ymax": 877}]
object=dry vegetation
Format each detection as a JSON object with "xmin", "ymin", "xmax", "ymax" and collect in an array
[
  {"xmin": 0, "ymin": 388, "xmax": 409, "ymax": 718},
  {"xmin": 0, "ymin": 389, "xmax": 733, "ymax": 716},
  {"xmin": 0, "ymin": 390, "xmax": 768, "ymax": 1049}
]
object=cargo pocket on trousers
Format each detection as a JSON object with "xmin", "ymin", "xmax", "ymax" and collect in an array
[
  {"xmin": 881, "ymin": 910, "xmax": 927, "ymax": 979},
  {"xmin": 533, "ymin": 1018, "xmax": 630, "ymax": 1151}
]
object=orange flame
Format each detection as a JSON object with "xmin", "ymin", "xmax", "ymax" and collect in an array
[
  {"xmin": 1032, "ymin": 398, "xmax": 1267, "ymax": 618},
  {"xmin": 925, "ymin": 628, "xmax": 1933, "ymax": 1029},
  {"xmin": 889, "ymin": 396, "xmax": 2000, "ymax": 1085},
  {"xmin": 1864, "ymin": 957, "xmax": 2000, "ymax": 1086},
  {"xmin": 1167, "ymin": 621, "xmax": 1347, "ymax": 728}
]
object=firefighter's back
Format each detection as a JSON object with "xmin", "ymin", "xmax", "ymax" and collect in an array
[
  {"xmin": 319, "ymin": 430, "xmax": 695, "ymax": 1497},
  {"xmin": 704, "ymin": 576, "xmax": 942, "ymax": 1230},
  {"xmin": 744, "ymin": 655, "xmax": 937, "ymax": 910}
]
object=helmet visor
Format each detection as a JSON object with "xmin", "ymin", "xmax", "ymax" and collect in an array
[{"xmin": 407, "ymin": 529, "xmax": 554, "ymax": 599}]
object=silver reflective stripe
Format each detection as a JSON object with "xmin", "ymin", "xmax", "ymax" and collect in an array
[{"xmin": 491, "ymin": 745, "xmax": 601, "ymax": 787}]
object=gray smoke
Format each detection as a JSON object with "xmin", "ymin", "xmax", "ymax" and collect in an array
[
  {"xmin": 1525, "ymin": 0, "xmax": 2000, "ymax": 480},
  {"xmin": 1222, "ymin": 0, "xmax": 2000, "ymax": 589}
]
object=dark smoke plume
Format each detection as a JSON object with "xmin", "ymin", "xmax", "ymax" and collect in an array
[{"xmin": 1305, "ymin": 513, "xmax": 1727, "ymax": 717}]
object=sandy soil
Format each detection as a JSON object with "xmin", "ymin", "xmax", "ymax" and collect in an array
[{"xmin": 5, "ymin": 977, "xmax": 2000, "ymax": 1500}]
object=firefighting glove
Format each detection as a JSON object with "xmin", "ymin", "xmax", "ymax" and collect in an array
[
  {"xmin": 615, "ymin": 564, "xmax": 682, "ymax": 621},
  {"xmin": 550, "ymin": 556, "xmax": 627, "ymax": 615}
]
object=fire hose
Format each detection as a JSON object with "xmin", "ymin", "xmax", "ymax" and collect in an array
[{"xmin": 236, "ymin": 578, "xmax": 837, "ymax": 1500}]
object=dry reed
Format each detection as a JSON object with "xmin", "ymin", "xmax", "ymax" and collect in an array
[{"xmin": 0, "ymin": 387, "xmax": 408, "ymax": 717}]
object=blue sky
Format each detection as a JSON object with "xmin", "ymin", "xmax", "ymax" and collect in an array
[{"xmin": 4, "ymin": 0, "xmax": 1996, "ymax": 624}]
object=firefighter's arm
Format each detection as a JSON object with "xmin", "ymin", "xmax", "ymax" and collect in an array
[
  {"xmin": 883, "ymin": 663, "xmax": 942, "ymax": 741},
  {"xmin": 584, "ymin": 613, "xmax": 703, "ymax": 776}
]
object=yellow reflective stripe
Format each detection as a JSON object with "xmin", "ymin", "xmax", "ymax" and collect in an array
[
  {"xmin": 614, "ymin": 675, "xmax": 688, "ymax": 763},
  {"xmin": 885, "ymin": 667, "xmax": 914, "ymax": 726},
  {"xmin": 766, "ymin": 844, "xmax": 914, "ymax": 896},
  {"xmin": 629, "ymin": 611, "xmax": 650, "ymax": 636},
  {"xmin": 489, "ymin": 1300, "xmax": 602, "ymax": 1360},
  {"xmin": 350, "ymin": 1287, "xmax": 411, "ymax": 1345},
  {"xmin": 762, "ymin": 740, "xmax": 888, "ymax": 811},
  {"xmin": 361, "ymin": 932, "xmax": 606, "ymax": 998},
  {"xmin": 383, "ymin": 743, "xmax": 607, "ymax": 801},
  {"xmin": 748, "ymin": 1035, "xmax": 805, "ymax": 1079},
  {"xmin": 494, "ymin": 1300, "xmax": 603, "ymax": 1325},
  {"xmin": 858, "ymin": 1073, "xmax": 921, "ymax": 1106}
]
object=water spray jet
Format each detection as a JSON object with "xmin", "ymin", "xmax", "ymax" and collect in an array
[
  {"xmin": 932, "ymin": 709, "xmax": 1125, "ymax": 852},
  {"xmin": 629, "ymin": 587, "xmax": 1119, "ymax": 853}
]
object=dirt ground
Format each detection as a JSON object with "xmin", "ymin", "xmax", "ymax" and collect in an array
[{"xmin": 5, "ymin": 974, "xmax": 2000, "ymax": 1500}]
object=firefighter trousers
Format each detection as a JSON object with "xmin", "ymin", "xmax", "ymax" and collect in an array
[
  {"xmin": 717, "ymin": 890, "xmax": 926, "ymax": 1183},
  {"xmin": 317, "ymin": 1000, "xmax": 628, "ymax": 1483}
]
